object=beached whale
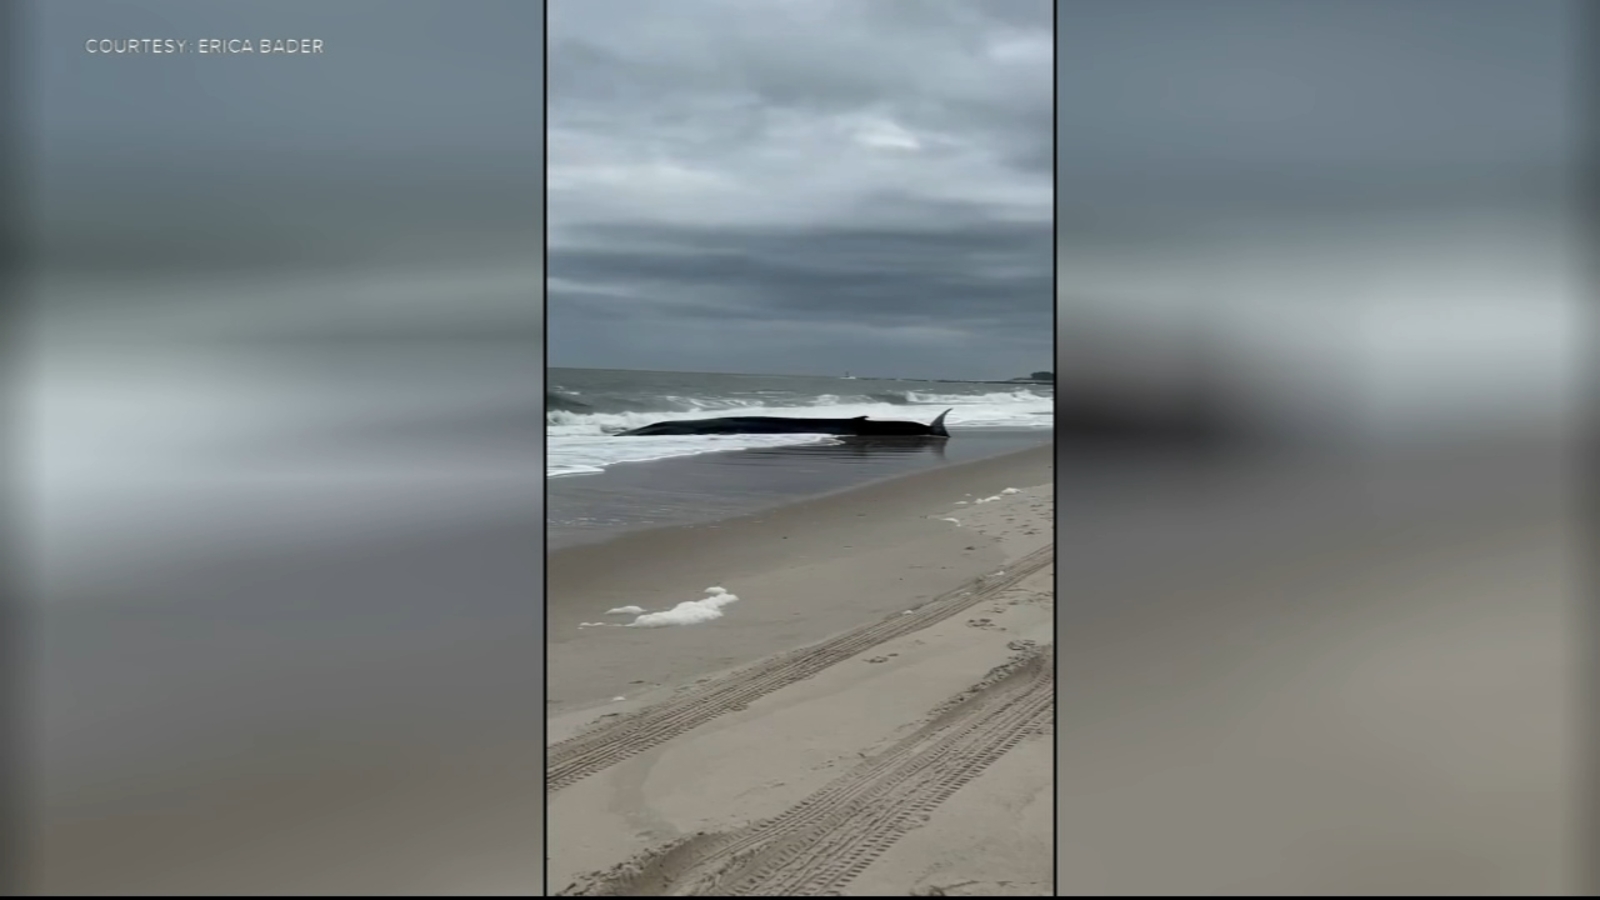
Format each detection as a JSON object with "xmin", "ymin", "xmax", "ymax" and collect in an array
[{"xmin": 619, "ymin": 409, "xmax": 952, "ymax": 438}]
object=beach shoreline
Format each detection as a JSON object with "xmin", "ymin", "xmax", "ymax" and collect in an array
[
  {"xmin": 547, "ymin": 427, "xmax": 1052, "ymax": 550},
  {"xmin": 545, "ymin": 442, "xmax": 1055, "ymax": 895},
  {"xmin": 546, "ymin": 443, "xmax": 1053, "ymax": 713}
]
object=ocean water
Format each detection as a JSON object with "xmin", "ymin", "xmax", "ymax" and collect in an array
[{"xmin": 547, "ymin": 368, "xmax": 1055, "ymax": 478}]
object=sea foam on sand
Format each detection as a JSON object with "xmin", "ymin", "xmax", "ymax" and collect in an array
[{"xmin": 581, "ymin": 587, "xmax": 741, "ymax": 629}]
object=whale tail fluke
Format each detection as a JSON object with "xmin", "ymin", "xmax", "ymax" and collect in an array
[{"xmin": 930, "ymin": 408, "xmax": 951, "ymax": 437}]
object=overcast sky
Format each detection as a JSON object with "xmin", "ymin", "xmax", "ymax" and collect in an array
[
  {"xmin": 1057, "ymin": 0, "xmax": 1578, "ymax": 439},
  {"xmin": 1060, "ymin": 0, "xmax": 1570, "ymax": 226},
  {"xmin": 547, "ymin": 0, "xmax": 1053, "ymax": 381},
  {"xmin": 1057, "ymin": 0, "xmax": 1573, "ymax": 327},
  {"xmin": 32, "ymin": 0, "xmax": 542, "ymax": 279},
  {"xmin": 27, "ymin": 1, "xmax": 544, "ymax": 484}
]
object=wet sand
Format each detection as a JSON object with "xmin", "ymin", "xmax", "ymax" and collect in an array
[
  {"xmin": 1054, "ymin": 442, "xmax": 1582, "ymax": 895},
  {"xmin": 31, "ymin": 482, "xmax": 545, "ymax": 895},
  {"xmin": 546, "ymin": 444, "xmax": 1053, "ymax": 714},
  {"xmin": 547, "ymin": 428, "xmax": 1051, "ymax": 550},
  {"xmin": 546, "ymin": 444, "xmax": 1055, "ymax": 896}
]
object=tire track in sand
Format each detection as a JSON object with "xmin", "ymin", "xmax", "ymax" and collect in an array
[
  {"xmin": 548, "ymin": 544, "xmax": 1053, "ymax": 794},
  {"xmin": 560, "ymin": 645, "xmax": 1055, "ymax": 896}
]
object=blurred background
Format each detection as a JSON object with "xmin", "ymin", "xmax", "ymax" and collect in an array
[
  {"xmin": 5, "ymin": 0, "xmax": 1598, "ymax": 895},
  {"xmin": 1058, "ymin": 0, "xmax": 1590, "ymax": 894},
  {"xmin": 5, "ymin": 1, "xmax": 542, "ymax": 893}
]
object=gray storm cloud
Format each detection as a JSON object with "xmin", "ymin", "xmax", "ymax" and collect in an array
[{"xmin": 548, "ymin": 0, "xmax": 1053, "ymax": 380}]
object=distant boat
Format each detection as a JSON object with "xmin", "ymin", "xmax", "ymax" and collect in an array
[{"xmin": 842, "ymin": 372, "xmax": 857, "ymax": 380}]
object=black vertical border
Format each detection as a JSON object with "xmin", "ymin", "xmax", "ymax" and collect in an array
[
  {"xmin": 1049, "ymin": 3, "xmax": 1060, "ymax": 896},
  {"xmin": 541, "ymin": 0, "xmax": 553, "ymax": 894}
]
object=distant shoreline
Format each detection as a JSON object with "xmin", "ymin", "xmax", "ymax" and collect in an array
[
  {"xmin": 547, "ymin": 427, "xmax": 1052, "ymax": 548},
  {"xmin": 548, "ymin": 365, "xmax": 1054, "ymax": 386},
  {"xmin": 922, "ymin": 378, "xmax": 1052, "ymax": 385}
]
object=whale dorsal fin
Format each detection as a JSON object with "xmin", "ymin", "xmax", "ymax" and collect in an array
[
  {"xmin": 852, "ymin": 415, "xmax": 869, "ymax": 420},
  {"xmin": 930, "ymin": 408, "xmax": 952, "ymax": 436}
]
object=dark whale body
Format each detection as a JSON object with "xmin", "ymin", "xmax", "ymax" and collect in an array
[{"xmin": 620, "ymin": 408, "xmax": 952, "ymax": 438}]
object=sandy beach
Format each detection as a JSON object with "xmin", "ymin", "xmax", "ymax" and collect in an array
[
  {"xmin": 546, "ymin": 444, "xmax": 1054, "ymax": 896},
  {"xmin": 547, "ymin": 428, "xmax": 1054, "ymax": 551},
  {"xmin": 1054, "ymin": 443, "xmax": 1580, "ymax": 895}
]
